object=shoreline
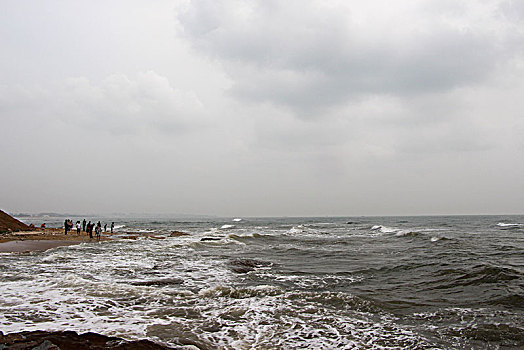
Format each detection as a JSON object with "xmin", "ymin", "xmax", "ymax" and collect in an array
[
  {"xmin": 0, "ymin": 239, "xmax": 83, "ymax": 253},
  {"xmin": 0, "ymin": 228, "xmax": 112, "ymax": 252}
]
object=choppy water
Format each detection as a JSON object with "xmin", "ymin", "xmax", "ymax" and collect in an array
[{"xmin": 1, "ymin": 215, "xmax": 523, "ymax": 349}]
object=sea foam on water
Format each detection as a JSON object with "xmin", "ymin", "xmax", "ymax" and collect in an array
[{"xmin": 1, "ymin": 215, "xmax": 523, "ymax": 348}]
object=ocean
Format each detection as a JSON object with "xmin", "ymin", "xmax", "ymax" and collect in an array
[{"xmin": 1, "ymin": 215, "xmax": 523, "ymax": 349}]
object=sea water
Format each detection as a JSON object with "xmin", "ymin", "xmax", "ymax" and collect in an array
[{"xmin": 0, "ymin": 215, "xmax": 523, "ymax": 349}]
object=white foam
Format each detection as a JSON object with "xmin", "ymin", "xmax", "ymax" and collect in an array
[
  {"xmin": 394, "ymin": 230, "xmax": 409, "ymax": 236},
  {"xmin": 188, "ymin": 289, "xmax": 428, "ymax": 349},
  {"xmin": 227, "ymin": 232, "xmax": 262, "ymax": 240},
  {"xmin": 221, "ymin": 224, "xmax": 235, "ymax": 229},
  {"xmin": 497, "ymin": 222, "xmax": 522, "ymax": 227},
  {"xmin": 0, "ymin": 221, "xmax": 435, "ymax": 349},
  {"xmin": 42, "ymin": 253, "xmax": 70, "ymax": 262},
  {"xmin": 266, "ymin": 272, "xmax": 363, "ymax": 289},
  {"xmin": 371, "ymin": 225, "xmax": 404, "ymax": 235},
  {"xmin": 287, "ymin": 226, "xmax": 304, "ymax": 234},
  {"xmin": 232, "ymin": 218, "xmax": 242, "ymax": 222}
]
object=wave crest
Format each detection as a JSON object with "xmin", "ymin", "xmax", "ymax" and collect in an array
[
  {"xmin": 447, "ymin": 323, "xmax": 524, "ymax": 347},
  {"xmin": 199, "ymin": 285, "xmax": 282, "ymax": 299}
]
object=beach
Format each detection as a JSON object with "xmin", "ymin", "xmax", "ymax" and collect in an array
[
  {"xmin": 0, "ymin": 210, "xmax": 110, "ymax": 252},
  {"xmin": 0, "ymin": 228, "xmax": 110, "ymax": 252}
]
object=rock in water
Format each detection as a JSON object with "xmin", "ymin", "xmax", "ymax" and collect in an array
[
  {"xmin": 228, "ymin": 258, "xmax": 271, "ymax": 273},
  {"xmin": 0, "ymin": 330, "xmax": 181, "ymax": 349},
  {"xmin": 170, "ymin": 231, "xmax": 189, "ymax": 237},
  {"xmin": 131, "ymin": 278, "xmax": 183, "ymax": 286}
]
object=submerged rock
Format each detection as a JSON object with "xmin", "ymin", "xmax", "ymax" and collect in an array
[
  {"xmin": 131, "ymin": 278, "xmax": 183, "ymax": 286},
  {"xmin": 0, "ymin": 330, "xmax": 180, "ymax": 349},
  {"xmin": 170, "ymin": 231, "xmax": 189, "ymax": 237},
  {"xmin": 228, "ymin": 258, "xmax": 271, "ymax": 273}
]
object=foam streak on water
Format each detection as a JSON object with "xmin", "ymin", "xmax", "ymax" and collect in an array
[{"xmin": 1, "ymin": 215, "xmax": 524, "ymax": 349}]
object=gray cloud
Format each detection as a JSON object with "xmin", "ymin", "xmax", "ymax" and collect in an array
[
  {"xmin": 177, "ymin": 0, "xmax": 523, "ymax": 115},
  {"xmin": 62, "ymin": 72, "xmax": 206, "ymax": 136},
  {"xmin": 2, "ymin": 71, "xmax": 208, "ymax": 137}
]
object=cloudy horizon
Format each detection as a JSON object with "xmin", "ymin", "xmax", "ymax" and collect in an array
[{"xmin": 1, "ymin": 0, "xmax": 523, "ymax": 217}]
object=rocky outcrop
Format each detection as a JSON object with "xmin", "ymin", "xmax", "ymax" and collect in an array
[
  {"xmin": 0, "ymin": 210, "xmax": 31, "ymax": 233},
  {"xmin": 0, "ymin": 330, "xmax": 181, "ymax": 349}
]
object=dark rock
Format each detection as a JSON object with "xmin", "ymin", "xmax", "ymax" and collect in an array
[
  {"xmin": 0, "ymin": 330, "xmax": 180, "ymax": 349},
  {"xmin": 131, "ymin": 278, "xmax": 183, "ymax": 286},
  {"xmin": 229, "ymin": 258, "xmax": 271, "ymax": 273},
  {"xmin": 200, "ymin": 237, "xmax": 220, "ymax": 241},
  {"xmin": 33, "ymin": 339, "xmax": 59, "ymax": 350},
  {"xmin": 169, "ymin": 231, "xmax": 189, "ymax": 237}
]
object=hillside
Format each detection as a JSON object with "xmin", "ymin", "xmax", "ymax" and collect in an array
[{"xmin": 0, "ymin": 210, "xmax": 31, "ymax": 232}]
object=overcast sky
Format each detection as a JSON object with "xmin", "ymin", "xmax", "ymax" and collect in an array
[{"xmin": 1, "ymin": 0, "xmax": 523, "ymax": 217}]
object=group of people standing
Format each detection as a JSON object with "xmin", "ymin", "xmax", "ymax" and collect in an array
[
  {"xmin": 63, "ymin": 219, "xmax": 77, "ymax": 235},
  {"xmin": 64, "ymin": 219, "xmax": 115, "ymax": 241}
]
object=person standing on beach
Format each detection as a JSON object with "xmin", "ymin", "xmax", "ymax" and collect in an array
[
  {"xmin": 64, "ymin": 219, "xmax": 69, "ymax": 235},
  {"xmin": 111, "ymin": 222, "xmax": 114, "ymax": 233},
  {"xmin": 104, "ymin": 223, "xmax": 107, "ymax": 232},
  {"xmin": 87, "ymin": 221, "xmax": 93, "ymax": 239},
  {"xmin": 82, "ymin": 219, "xmax": 86, "ymax": 232},
  {"xmin": 95, "ymin": 224, "xmax": 101, "ymax": 241},
  {"xmin": 40, "ymin": 223, "xmax": 46, "ymax": 234},
  {"xmin": 76, "ymin": 221, "xmax": 81, "ymax": 235}
]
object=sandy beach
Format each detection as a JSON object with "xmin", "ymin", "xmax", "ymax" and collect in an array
[{"xmin": 0, "ymin": 228, "xmax": 110, "ymax": 252}]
